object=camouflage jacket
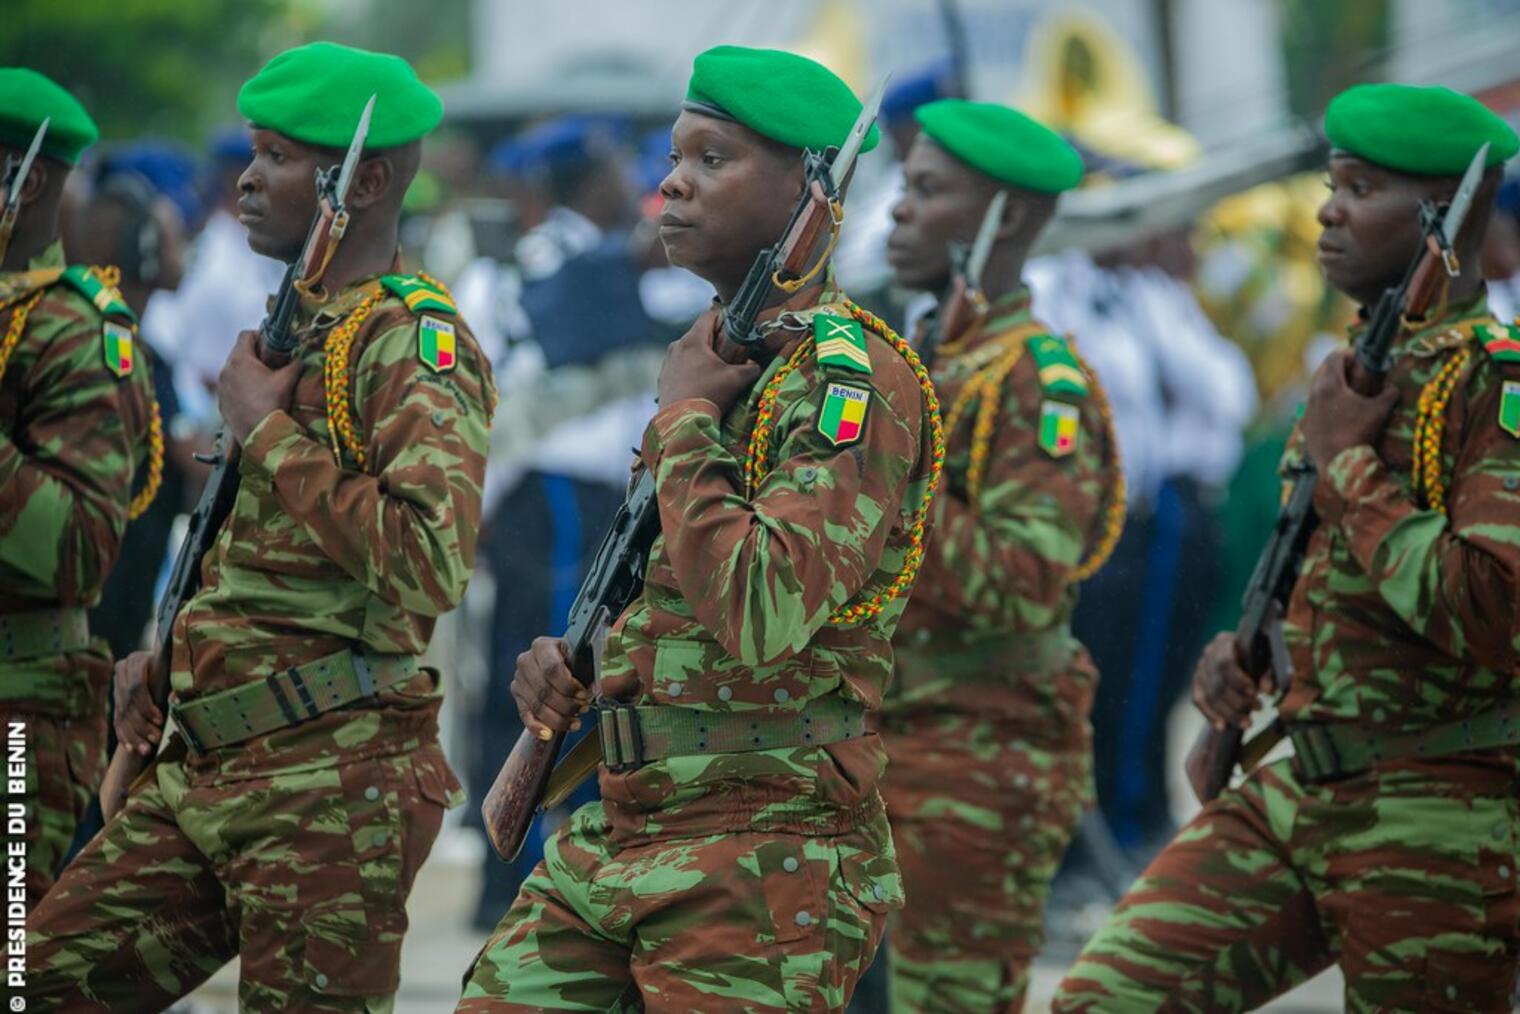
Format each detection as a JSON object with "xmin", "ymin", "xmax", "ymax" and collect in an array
[
  {"xmin": 1280, "ymin": 294, "xmax": 1520, "ymax": 742},
  {"xmin": 885, "ymin": 287, "xmax": 1117, "ymax": 745},
  {"xmin": 169, "ymin": 271, "xmax": 492, "ymax": 770},
  {"xmin": 597, "ymin": 283, "xmax": 937, "ymax": 842},
  {"xmin": 0, "ymin": 242, "xmax": 155, "ymax": 617}
]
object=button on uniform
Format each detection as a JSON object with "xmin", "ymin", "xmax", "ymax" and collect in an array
[
  {"xmin": 782, "ymin": 856, "xmax": 800, "ymax": 873},
  {"xmin": 364, "ymin": 786, "xmax": 380, "ymax": 802}
]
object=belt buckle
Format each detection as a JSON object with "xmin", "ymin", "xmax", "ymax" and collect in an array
[
  {"xmin": 1291, "ymin": 722, "xmax": 1341, "ymax": 783},
  {"xmin": 597, "ymin": 703, "xmax": 643, "ymax": 772},
  {"xmin": 169, "ymin": 701, "xmax": 207, "ymax": 754}
]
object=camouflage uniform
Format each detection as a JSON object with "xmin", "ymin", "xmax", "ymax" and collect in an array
[
  {"xmin": 1054, "ymin": 296, "xmax": 1520, "ymax": 1012},
  {"xmin": 27, "ymin": 273, "xmax": 492, "ymax": 1011},
  {"xmin": 0, "ymin": 243, "xmax": 156, "ymax": 904},
  {"xmin": 878, "ymin": 288, "xmax": 1118, "ymax": 1012},
  {"xmin": 460, "ymin": 284, "xmax": 937, "ymax": 1011}
]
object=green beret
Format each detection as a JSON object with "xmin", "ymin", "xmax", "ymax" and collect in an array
[
  {"xmin": 1325, "ymin": 83, "xmax": 1519, "ymax": 176},
  {"xmin": 915, "ymin": 99, "xmax": 1083, "ymax": 193},
  {"xmin": 0, "ymin": 68, "xmax": 98, "ymax": 165},
  {"xmin": 685, "ymin": 45, "xmax": 880, "ymax": 154},
  {"xmin": 238, "ymin": 42, "xmax": 443, "ymax": 149}
]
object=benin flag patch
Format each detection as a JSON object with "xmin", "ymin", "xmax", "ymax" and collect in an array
[
  {"xmin": 418, "ymin": 315, "xmax": 457, "ymax": 373},
  {"xmin": 1038, "ymin": 400, "xmax": 1080, "ymax": 457},
  {"xmin": 1500, "ymin": 380, "xmax": 1520, "ymax": 438},
  {"xmin": 101, "ymin": 321, "xmax": 134, "ymax": 379},
  {"xmin": 818, "ymin": 381, "xmax": 871, "ymax": 447}
]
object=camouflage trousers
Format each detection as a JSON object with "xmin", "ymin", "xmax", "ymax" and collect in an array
[
  {"xmin": 26, "ymin": 728, "xmax": 459, "ymax": 1011},
  {"xmin": 1052, "ymin": 756, "xmax": 1520, "ymax": 1013},
  {"xmin": 459, "ymin": 800, "xmax": 902, "ymax": 1011},
  {"xmin": 879, "ymin": 711, "xmax": 1090, "ymax": 1013},
  {"xmin": 0, "ymin": 648, "xmax": 111, "ymax": 906}
]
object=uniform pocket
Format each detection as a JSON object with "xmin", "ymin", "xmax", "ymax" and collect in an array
[
  {"xmin": 302, "ymin": 903, "xmax": 405, "ymax": 1001},
  {"xmin": 752, "ymin": 834, "xmax": 827, "ymax": 945},
  {"xmin": 1420, "ymin": 948, "xmax": 1517, "ymax": 1012},
  {"xmin": 836, "ymin": 841, "xmax": 904, "ymax": 914}
]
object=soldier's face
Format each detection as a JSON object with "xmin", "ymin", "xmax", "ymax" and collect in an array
[
  {"xmin": 1317, "ymin": 154, "xmax": 1458, "ymax": 306},
  {"xmin": 888, "ymin": 136, "xmax": 1000, "ymax": 292},
  {"xmin": 237, "ymin": 128, "xmax": 326, "ymax": 262},
  {"xmin": 658, "ymin": 112, "xmax": 804, "ymax": 290}
]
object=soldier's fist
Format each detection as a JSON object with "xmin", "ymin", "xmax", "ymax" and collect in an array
[
  {"xmin": 217, "ymin": 329, "xmax": 303, "ymax": 444},
  {"xmin": 1191, "ymin": 633, "xmax": 1271, "ymax": 731},
  {"xmin": 1302, "ymin": 347, "xmax": 1399, "ymax": 467},
  {"xmin": 511, "ymin": 636, "xmax": 591, "ymax": 741},
  {"xmin": 657, "ymin": 308, "xmax": 762, "ymax": 412},
  {"xmin": 112, "ymin": 650, "xmax": 164, "ymax": 757}
]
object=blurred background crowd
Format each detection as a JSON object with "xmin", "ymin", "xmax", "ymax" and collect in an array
[{"xmin": 14, "ymin": 0, "xmax": 1520, "ymax": 1007}]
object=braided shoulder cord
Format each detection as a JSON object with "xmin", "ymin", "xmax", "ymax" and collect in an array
[{"xmin": 740, "ymin": 300, "xmax": 947, "ymax": 625}]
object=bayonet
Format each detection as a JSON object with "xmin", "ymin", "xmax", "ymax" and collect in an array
[
  {"xmin": 830, "ymin": 77, "xmax": 890, "ymax": 192},
  {"xmin": 0, "ymin": 118, "xmax": 49, "ymax": 262},
  {"xmin": 962, "ymin": 189, "xmax": 1007, "ymax": 294},
  {"xmin": 1434, "ymin": 142, "xmax": 1488, "ymax": 276}
]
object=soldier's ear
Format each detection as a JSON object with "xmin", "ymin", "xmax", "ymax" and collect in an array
[{"xmin": 347, "ymin": 156, "xmax": 393, "ymax": 211}]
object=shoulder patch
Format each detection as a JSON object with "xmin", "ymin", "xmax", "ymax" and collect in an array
[
  {"xmin": 1476, "ymin": 322, "xmax": 1520, "ymax": 366},
  {"xmin": 59, "ymin": 265, "xmax": 136, "ymax": 323},
  {"xmin": 1027, "ymin": 333, "xmax": 1089, "ymax": 399},
  {"xmin": 1499, "ymin": 379, "xmax": 1520, "ymax": 438},
  {"xmin": 813, "ymin": 313, "xmax": 872, "ymax": 375},
  {"xmin": 418, "ymin": 314, "xmax": 458, "ymax": 373},
  {"xmin": 380, "ymin": 273, "xmax": 457, "ymax": 316},
  {"xmin": 101, "ymin": 320, "xmax": 135, "ymax": 379},
  {"xmin": 1038, "ymin": 399, "xmax": 1080, "ymax": 457},
  {"xmin": 817, "ymin": 381, "xmax": 871, "ymax": 447}
]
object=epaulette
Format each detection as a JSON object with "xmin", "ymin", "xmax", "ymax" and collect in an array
[
  {"xmin": 380, "ymin": 273, "xmax": 457, "ymax": 316},
  {"xmin": 1027, "ymin": 333, "xmax": 1089, "ymax": 399},
  {"xmin": 812, "ymin": 312, "xmax": 872, "ymax": 376},
  {"xmin": 58, "ymin": 265, "xmax": 136, "ymax": 323},
  {"xmin": 1474, "ymin": 321, "xmax": 1520, "ymax": 366}
]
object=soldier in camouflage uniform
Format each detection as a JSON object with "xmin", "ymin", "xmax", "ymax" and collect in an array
[
  {"xmin": 0, "ymin": 68, "xmax": 160, "ymax": 905},
  {"xmin": 459, "ymin": 46, "xmax": 942, "ymax": 1011},
  {"xmin": 1054, "ymin": 83, "xmax": 1520, "ymax": 1013},
  {"xmin": 27, "ymin": 43, "xmax": 493, "ymax": 1010},
  {"xmin": 875, "ymin": 99, "xmax": 1123, "ymax": 1013}
]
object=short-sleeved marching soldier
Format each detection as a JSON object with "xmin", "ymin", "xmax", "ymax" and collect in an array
[
  {"xmin": 27, "ymin": 44, "xmax": 493, "ymax": 1010},
  {"xmin": 0, "ymin": 68, "xmax": 160, "ymax": 905},
  {"xmin": 1055, "ymin": 84, "xmax": 1520, "ymax": 1013},
  {"xmin": 874, "ymin": 99, "xmax": 1124, "ymax": 1013},
  {"xmin": 459, "ymin": 47, "xmax": 942, "ymax": 1012}
]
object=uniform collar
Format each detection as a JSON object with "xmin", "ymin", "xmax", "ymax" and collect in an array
[
  {"xmin": 27, "ymin": 240, "xmax": 64, "ymax": 271},
  {"xmin": 936, "ymin": 284, "xmax": 1034, "ymax": 358}
]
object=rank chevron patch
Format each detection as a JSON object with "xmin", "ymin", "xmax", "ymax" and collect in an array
[{"xmin": 813, "ymin": 314, "xmax": 872, "ymax": 375}]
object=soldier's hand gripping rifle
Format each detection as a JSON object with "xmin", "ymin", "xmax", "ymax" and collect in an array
[
  {"xmin": 918, "ymin": 189, "xmax": 1006, "ymax": 370},
  {"xmin": 1184, "ymin": 143, "xmax": 1490, "ymax": 804},
  {"xmin": 0, "ymin": 118, "xmax": 48, "ymax": 264},
  {"xmin": 99, "ymin": 97, "xmax": 377, "ymax": 819},
  {"xmin": 481, "ymin": 81, "xmax": 889, "ymax": 862}
]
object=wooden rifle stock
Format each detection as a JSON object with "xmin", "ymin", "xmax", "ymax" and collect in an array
[
  {"xmin": 480, "ymin": 471, "xmax": 660, "ymax": 861},
  {"xmin": 773, "ymin": 180, "xmax": 833, "ymax": 283},
  {"xmin": 480, "ymin": 609, "xmax": 606, "ymax": 861}
]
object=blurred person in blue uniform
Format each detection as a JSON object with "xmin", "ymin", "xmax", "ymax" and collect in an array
[{"xmin": 465, "ymin": 114, "xmax": 674, "ymax": 928}]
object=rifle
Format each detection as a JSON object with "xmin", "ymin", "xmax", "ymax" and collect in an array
[
  {"xmin": 1184, "ymin": 143, "xmax": 1490, "ymax": 803},
  {"xmin": 480, "ymin": 80, "xmax": 890, "ymax": 862},
  {"xmin": 0, "ymin": 118, "xmax": 49, "ymax": 265},
  {"xmin": 98, "ymin": 96, "xmax": 377, "ymax": 819},
  {"xmin": 918, "ymin": 189, "xmax": 1006, "ymax": 370}
]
